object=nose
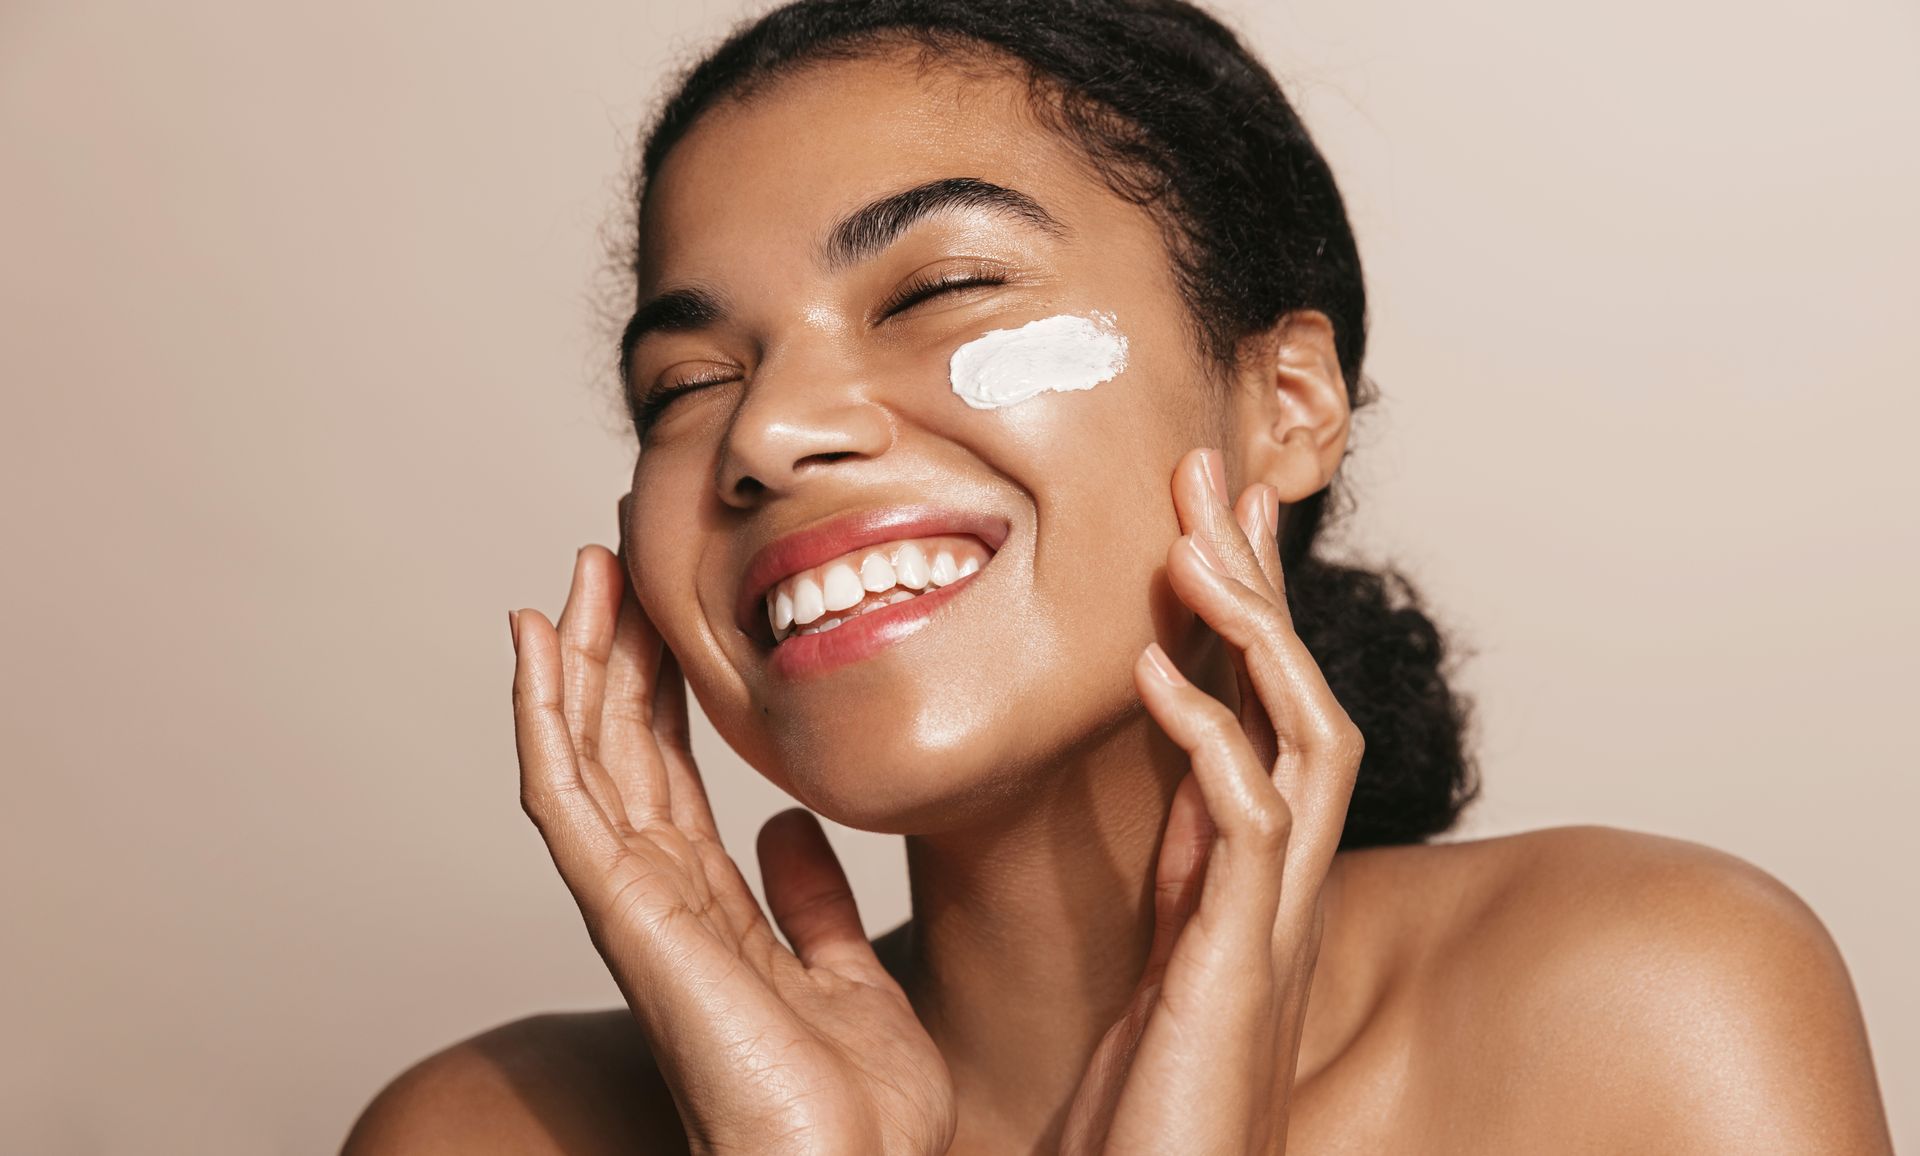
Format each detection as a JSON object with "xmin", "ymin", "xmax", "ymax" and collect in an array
[{"xmin": 717, "ymin": 344, "xmax": 894, "ymax": 507}]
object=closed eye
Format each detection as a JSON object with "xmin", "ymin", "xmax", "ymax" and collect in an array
[
  {"xmin": 880, "ymin": 271, "xmax": 1008, "ymax": 318},
  {"xmin": 633, "ymin": 271, "xmax": 1011, "ymax": 434},
  {"xmin": 633, "ymin": 368, "xmax": 736, "ymax": 435}
]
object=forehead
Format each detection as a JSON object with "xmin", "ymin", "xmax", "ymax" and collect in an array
[{"xmin": 637, "ymin": 49, "xmax": 1117, "ymax": 291}]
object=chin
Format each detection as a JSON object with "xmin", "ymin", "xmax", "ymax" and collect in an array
[
  {"xmin": 709, "ymin": 680, "xmax": 1035, "ymax": 834},
  {"xmin": 715, "ymin": 635, "xmax": 1149, "ymax": 837},
  {"xmin": 678, "ymin": 506, "xmax": 1168, "ymax": 832}
]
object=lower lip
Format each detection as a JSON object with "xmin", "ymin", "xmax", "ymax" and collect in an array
[{"xmin": 768, "ymin": 571, "xmax": 981, "ymax": 679}]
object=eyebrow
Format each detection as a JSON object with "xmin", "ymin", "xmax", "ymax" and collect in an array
[
  {"xmin": 821, "ymin": 176, "xmax": 1065, "ymax": 268},
  {"xmin": 617, "ymin": 284, "xmax": 727, "ymax": 400},
  {"xmin": 618, "ymin": 177, "xmax": 1064, "ymax": 396}
]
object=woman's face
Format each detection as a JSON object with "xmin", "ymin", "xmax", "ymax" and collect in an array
[{"xmin": 621, "ymin": 50, "xmax": 1228, "ymax": 832}]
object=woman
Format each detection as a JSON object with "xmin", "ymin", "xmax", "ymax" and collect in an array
[{"xmin": 347, "ymin": 0, "xmax": 1893, "ymax": 1151}]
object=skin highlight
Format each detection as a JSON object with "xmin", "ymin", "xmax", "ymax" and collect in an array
[{"xmin": 343, "ymin": 47, "xmax": 1894, "ymax": 1156}]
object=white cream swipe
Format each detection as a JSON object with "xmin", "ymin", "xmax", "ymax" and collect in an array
[{"xmin": 948, "ymin": 312, "xmax": 1129, "ymax": 410}]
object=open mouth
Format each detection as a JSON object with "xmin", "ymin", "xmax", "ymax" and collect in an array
[
  {"xmin": 735, "ymin": 506, "xmax": 1010, "ymax": 674},
  {"xmin": 765, "ymin": 534, "xmax": 989, "ymax": 642}
]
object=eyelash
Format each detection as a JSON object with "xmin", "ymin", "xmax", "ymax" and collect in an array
[
  {"xmin": 879, "ymin": 270, "xmax": 1008, "ymax": 317},
  {"xmin": 633, "ymin": 272, "xmax": 1009, "ymax": 435},
  {"xmin": 634, "ymin": 370, "xmax": 732, "ymax": 435}
]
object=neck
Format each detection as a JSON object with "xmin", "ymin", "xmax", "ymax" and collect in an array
[{"xmin": 894, "ymin": 707, "xmax": 1185, "ymax": 1145}]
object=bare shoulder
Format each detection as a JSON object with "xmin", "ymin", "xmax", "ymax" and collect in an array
[
  {"xmin": 339, "ymin": 923, "xmax": 915, "ymax": 1156},
  {"xmin": 1341, "ymin": 826, "xmax": 1892, "ymax": 1154},
  {"xmin": 341, "ymin": 1009, "xmax": 688, "ymax": 1156}
]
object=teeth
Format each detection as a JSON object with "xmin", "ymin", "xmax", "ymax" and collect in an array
[
  {"xmin": 762, "ymin": 534, "xmax": 991, "ymax": 642},
  {"xmin": 860, "ymin": 552, "xmax": 896, "ymax": 592},
  {"xmin": 791, "ymin": 575, "xmax": 825, "ymax": 625},
  {"xmin": 821, "ymin": 561, "xmax": 863, "ymax": 612},
  {"xmin": 894, "ymin": 542, "xmax": 931, "ymax": 589}
]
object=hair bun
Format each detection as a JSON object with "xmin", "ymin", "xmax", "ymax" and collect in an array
[{"xmin": 1285, "ymin": 554, "xmax": 1479, "ymax": 848}]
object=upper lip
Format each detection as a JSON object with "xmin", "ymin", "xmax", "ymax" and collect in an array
[{"xmin": 735, "ymin": 504, "xmax": 1012, "ymax": 640}]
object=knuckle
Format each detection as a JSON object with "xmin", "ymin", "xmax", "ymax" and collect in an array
[
  {"xmin": 1304, "ymin": 709, "xmax": 1363, "ymax": 756},
  {"xmin": 1328, "ymin": 717, "xmax": 1366, "ymax": 764},
  {"xmin": 1246, "ymin": 795, "xmax": 1294, "ymax": 847},
  {"xmin": 520, "ymin": 777, "xmax": 579, "ymax": 831}
]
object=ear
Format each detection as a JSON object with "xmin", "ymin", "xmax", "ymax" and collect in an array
[{"xmin": 1227, "ymin": 310, "xmax": 1351, "ymax": 504}]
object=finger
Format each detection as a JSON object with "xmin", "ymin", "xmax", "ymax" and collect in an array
[
  {"xmin": 544, "ymin": 548, "xmax": 636, "ymax": 830},
  {"xmin": 1234, "ymin": 483, "xmax": 1288, "ymax": 613},
  {"xmin": 1061, "ymin": 979, "xmax": 1163, "ymax": 1156},
  {"xmin": 654, "ymin": 646, "xmax": 722, "ymax": 842},
  {"xmin": 1228, "ymin": 485, "xmax": 1283, "ymax": 609},
  {"xmin": 600, "ymin": 553, "xmax": 723, "ymax": 842},
  {"xmin": 599, "ymin": 573, "xmax": 674, "ymax": 827},
  {"xmin": 1171, "ymin": 451, "xmax": 1282, "ymax": 765},
  {"xmin": 1230, "ymin": 484, "xmax": 1288, "ymax": 765},
  {"xmin": 1141, "ymin": 770, "xmax": 1212, "ymax": 988},
  {"xmin": 556, "ymin": 546, "xmax": 622, "ymax": 766},
  {"xmin": 1165, "ymin": 537, "xmax": 1363, "ymax": 873},
  {"xmin": 511, "ymin": 608, "xmax": 628, "ymax": 885},
  {"xmin": 756, "ymin": 808, "xmax": 885, "ymax": 980},
  {"xmin": 1172, "ymin": 448, "xmax": 1272, "ymax": 601},
  {"xmin": 1135, "ymin": 644, "xmax": 1288, "ymax": 941}
]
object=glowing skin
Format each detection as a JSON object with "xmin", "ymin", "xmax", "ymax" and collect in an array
[
  {"xmin": 383, "ymin": 46, "xmax": 1895, "ymax": 1156},
  {"xmin": 948, "ymin": 312, "xmax": 1129, "ymax": 410}
]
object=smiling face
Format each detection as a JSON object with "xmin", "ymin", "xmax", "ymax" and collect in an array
[{"xmin": 619, "ymin": 48, "xmax": 1236, "ymax": 833}]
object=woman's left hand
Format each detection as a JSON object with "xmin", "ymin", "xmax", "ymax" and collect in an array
[{"xmin": 1059, "ymin": 447, "xmax": 1364, "ymax": 1156}]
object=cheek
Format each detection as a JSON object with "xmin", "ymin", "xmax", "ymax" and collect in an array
[
  {"xmin": 941, "ymin": 311, "xmax": 1143, "ymax": 456},
  {"xmin": 947, "ymin": 311, "xmax": 1129, "ymax": 410},
  {"xmin": 952, "ymin": 326, "xmax": 1195, "ymax": 676},
  {"xmin": 624, "ymin": 471, "xmax": 714, "ymax": 660},
  {"xmin": 969, "ymin": 327, "xmax": 1203, "ymax": 679},
  {"xmin": 954, "ymin": 319, "xmax": 1198, "ymax": 527}
]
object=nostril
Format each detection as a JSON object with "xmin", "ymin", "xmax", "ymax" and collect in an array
[
  {"xmin": 799, "ymin": 450, "xmax": 860, "ymax": 468},
  {"xmin": 725, "ymin": 450, "xmax": 869, "ymax": 504}
]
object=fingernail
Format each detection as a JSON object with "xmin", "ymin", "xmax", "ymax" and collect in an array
[
  {"xmin": 1198, "ymin": 448, "xmax": 1229, "ymax": 507},
  {"xmin": 1239, "ymin": 491, "xmax": 1268, "ymax": 540},
  {"xmin": 507, "ymin": 609, "xmax": 521, "ymax": 650},
  {"xmin": 1261, "ymin": 486, "xmax": 1281, "ymax": 536},
  {"xmin": 1143, "ymin": 642, "xmax": 1186, "ymax": 685},
  {"xmin": 1184, "ymin": 533, "xmax": 1223, "ymax": 573}
]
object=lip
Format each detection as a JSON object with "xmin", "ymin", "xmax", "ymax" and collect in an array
[
  {"xmin": 735, "ymin": 505, "xmax": 1011, "ymax": 642},
  {"xmin": 768, "ymin": 570, "xmax": 981, "ymax": 679}
]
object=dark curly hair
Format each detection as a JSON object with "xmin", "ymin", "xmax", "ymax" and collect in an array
[{"xmin": 619, "ymin": 0, "xmax": 1479, "ymax": 847}]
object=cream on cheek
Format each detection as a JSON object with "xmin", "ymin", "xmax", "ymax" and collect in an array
[{"xmin": 947, "ymin": 311, "xmax": 1129, "ymax": 410}]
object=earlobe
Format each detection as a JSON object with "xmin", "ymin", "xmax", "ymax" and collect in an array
[{"xmin": 1233, "ymin": 310, "xmax": 1352, "ymax": 503}]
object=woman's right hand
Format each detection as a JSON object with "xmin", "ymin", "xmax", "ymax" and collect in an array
[{"xmin": 509, "ymin": 545, "xmax": 956, "ymax": 1156}]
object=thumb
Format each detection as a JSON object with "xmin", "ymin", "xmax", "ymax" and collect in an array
[{"xmin": 757, "ymin": 807, "xmax": 882, "ymax": 979}]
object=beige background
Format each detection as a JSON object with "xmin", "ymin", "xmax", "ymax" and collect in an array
[{"xmin": 3, "ymin": 1, "xmax": 1913, "ymax": 1151}]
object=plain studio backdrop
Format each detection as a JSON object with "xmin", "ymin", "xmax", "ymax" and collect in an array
[{"xmin": 3, "ymin": 1, "xmax": 1914, "ymax": 1151}]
